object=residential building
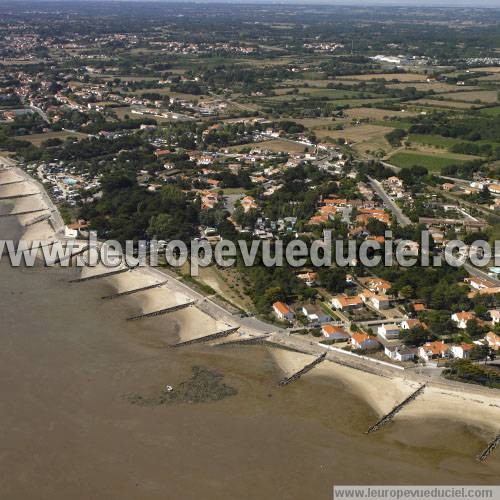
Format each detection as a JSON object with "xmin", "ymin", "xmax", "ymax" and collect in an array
[
  {"xmin": 371, "ymin": 294, "xmax": 390, "ymax": 310},
  {"xmin": 488, "ymin": 309, "xmax": 500, "ymax": 325},
  {"xmin": 359, "ymin": 290, "xmax": 390, "ymax": 310},
  {"xmin": 331, "ymin": 295, "xmax": 363, "ymax": 311},
  {"xmin": 301, "ymin": 304, "xmax": 331, "ymax": 324},
  {"xmin": 451, "ymin": 343, "xmax": 474, "ymax": 359},
  {"xmin": 418, "ymin": 341, "xmax": 450, "ymax": 361},
  {"xmin": 451, "ymin": 311, "xmax": 476, "ymax": 329},
  {"xmin": 485, "ymin": 331, "xmax": 500, "ymax": 351},
  {"xmin": 367, "ymin": 278, "xmax": 392, "ymax": 295},
  {"xmin": 378, "ymin": 323, "xmax": 400, "ymax": 340},
  {"xmin": 321, "ymin": 324, "xmax": 350, "ymax": 342},
  {"xmin": 273, "ymin": 301, "xmax": 294, "ymax": 322},
  {"xmin": 401, "ymin": 319, "xmax": 423, "ymax": 330},
  {"xmin": 384, "ymin": 345, "xmax": 416, "ymax": 362},
  {"xmin": 297, "ymin": 272, "xmax": 320, "ymax": 287},
  {"xmin": 350, "ymin": 333, "xmax": 380, "ymax": 350}
]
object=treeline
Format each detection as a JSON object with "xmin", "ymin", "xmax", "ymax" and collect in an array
[
  {"xmin": 80, "ymin": 174, "xmax": 199, "ymax": 242},
  {"xmin": 409, "ymin": 112, "xmax": 500, "ymax": 143}
]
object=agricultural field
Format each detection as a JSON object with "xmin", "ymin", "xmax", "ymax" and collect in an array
[
  {"xmin": 385, "ymin": 82, "xmax": 478, "ymax": 93},
  {"xmin": 20, "ymin": 130, "xmax": 89, "ymax": 146},
  {"xmin": 388, "ymin": 150, "xmax": 473, "ymax": 172},
  {"xmin": 438, "ymin": 90, "xmax": 499, "ymax": 103},
  {"xmin": 480, "ymin": 106, "xmax": 500, "ymax": 116},
  {"xmin": 281, "ymin": 79, "xmax": 336, "ymax": 87},
  {"xmin": 272, "ymin": 88, "xmax": 368, "ymax": 99},
  {"xmin": 227, "ymin": 139, "xmax": 307, "ymax": 153},
  {"xmin": 316, "ymin": 123, "xmax": 395, "ymax": 156},
  {"xmin": 408, "ymin": 134, "xmax": 463, "ymax": 149},
  {"xmin": 476, "ymin": 74, "xmax": 500, "ymax": 82},
  {"xmin": 316, "ymin": 123, "xmax": 393, "ymax": 142},
  {"xmin": 293, "ymin": 117, "xmax": 337, "ymax": 129},
  {"xmin": 408, "ymin": 133, "xmax": 500, "ymax": 154},
  {"xmin": 337, "ymin": 72, "xmax": 429, "ymax": 82},
  {"xmin": 469, "ymin": 66, "xmax": 500, "ymax": 73},
  {"xmin": 345, "ymin": 107, "xmax": 419, "ymax": 120},
  {"xmin": 408, "ymin": 98, "xmax": 480, "ymax": 109}
]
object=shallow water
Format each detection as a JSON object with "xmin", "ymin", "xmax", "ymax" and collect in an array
[{"xmin": 0, "ymin": 214, "xmax": 498, "ymax": 500}]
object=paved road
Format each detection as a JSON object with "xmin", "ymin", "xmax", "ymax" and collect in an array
[
  {"xmin": 29, "ymin": 105, "xmax": 50, "ymax": 124},
  {"xmin": 380, "ymin": 160, "xmax": 400, "ymax": 173},
  {"xmin": 464, "ymin": 263, "xmax": 499, "ymax": 285},
  {"xmin": 367, "ymin": 176, "xmax": 412, "ymax": 227},
  {"xmin": 224, "ymin": 193, "xmax": 244, "ymax": 214},
  {"xmin": 208, "ymin": 91, "xmax": 260, "ymax": 114}
]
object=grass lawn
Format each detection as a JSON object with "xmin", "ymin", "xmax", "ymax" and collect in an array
[{"xmin": 388, "ymin": 151, "xmax": 470, "ymax": 172}]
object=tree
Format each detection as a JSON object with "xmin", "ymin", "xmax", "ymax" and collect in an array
[
  {"xmin": 470, "ymin": 344, "xmax": 489, "ymax": 361},
  {"xmin": 366, "ymin": 217, "xmax": 388, "ymax": 236},
  {"xmin": 317, "ymin": 267, "xmax": 346, "ymax": 294},
  {"xmin": 466, "ymin": 319, "xmax": 487, "ymax": 340},
  {"xmin": 399, "ymin": 285, "xmax": 414, "ymax": 299},
  {"xmin": 400, "ymin": 326, "xmax": 431, "ymax": 347}
]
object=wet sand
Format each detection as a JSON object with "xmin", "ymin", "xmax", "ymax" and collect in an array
[{"xmin": 0, "ymin": 169, "xmax": 499, "ymax": 499}]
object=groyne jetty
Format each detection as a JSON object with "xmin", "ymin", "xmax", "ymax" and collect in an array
[
  {"xmin": 24, "ymin": 213, "xmax": 52, "ymax": 227},
  {"xmin": 0, "ymin": 192, "xmax": 40, "ymax": 201},
  {"xmin": 0, "ymin": 208, "xmax": 47, "ymax": 218},
  {"xmin": 171, "ymin": 326, "xmax": 240, "ymax": 347},
  {"xmin": 217, "ymin": 334, "xmax": 271, "ymax": 347},
  {"xmin": 50, "ymin": 244, "xmax": 90, "ymax": 265},
  {"xmin": 279, "ymin": 352, "xmax": 327, "ymax": 386},
  {"xmin": 366, "ymin": 384, "xmax": 426, "ymax": 434},
  {"xmin": 477, "ymin": 434, "xmax": 500, "ymax": 462},
  {"xmin": 126, "ymin": 301, "xmax": 194, "ymax": 321},
  {"xmin": 0, "ymin": 179, "xmax": 26, "ymax": 187},
  {"xmin": 101, "ymin": 281, "xmax": 168, "ymax": 300},
  {"xmin": 69, "ymin": 267, "xmax": 130, "ymax": 283}
]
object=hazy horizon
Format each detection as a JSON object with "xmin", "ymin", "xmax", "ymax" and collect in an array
[{"xmin": 6, "ymin": 0, "xmax": 500, "ymax": 6}]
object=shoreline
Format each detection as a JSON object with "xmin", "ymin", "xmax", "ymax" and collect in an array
[{"xmin": 1, "ymin": 163, "xmax": 499, "ymax": 438}]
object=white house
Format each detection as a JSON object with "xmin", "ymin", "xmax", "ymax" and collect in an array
[
  {"xmin": 485, "ymin": 331, "xmax": 500, "ymax": 351},
  {"xmin": 331, "ymin": 295, "xmax": 363, "ymax": 311},
  {"xmin": 371, "ymin": 295, "xmax": 390, "ymax": 311},
  {"xmin": 359, "ymin": 290, "xmax": 390, "ymax": 310},
  {"xmin": 64, "ymin": 225, "xmax": 78, "ymax": 238},
  {"xmin": 451, "ymin": 343, "xmax": 474, "ymax": 359},
  {"xmin": 378, "ymin": 324, "xmax": 400, "ymax": 340},
  {"xmin": 488, "ymin": 309, "xmax": 500, "ymax": 325},
  {"xmin": 401, "ymin": 319, "xmax": 423, "ymax": 330},
  {"xmin": 451, "ymin": 311, "xmax": 476, "ymax": 329},
  {"xmin": 384, "ymin": 345, "xmax": 416, "ymax": 362},
  {"xmin": 418, "ymin": 341, "xmax": 450, "ymax": 362},
  {"xmin": 273, "ymin": 301, "xmax": 294, "ymax": 322},
  {"xmin": 321, "ymin": 324, "xmax": 350, "ymax": 342},
  {"xmin": 301, "ymin": 304, "xmax": 331, "ymax": 324},
  {"xmin": 351, "ymin": 333, "xmax": 380, "ymax": 351}
]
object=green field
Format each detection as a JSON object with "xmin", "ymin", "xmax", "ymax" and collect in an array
[
  {"xmin": 408, "ymin": 133, "xmax": 500, "ymax": 154},
  {"xmin": 480, "ymin": 106, "xmax": 500, "ymax": 116},
  {"xmin": 408, "ymin": 134, "xmax": 462, "ymax": 149},
  {"xmin": 373, "ymin": 119, "xmax": 415, "ymax": 130},
  {"xmin": 388, "ymin": 151, "xmax": 469, "ymax": 172}
]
